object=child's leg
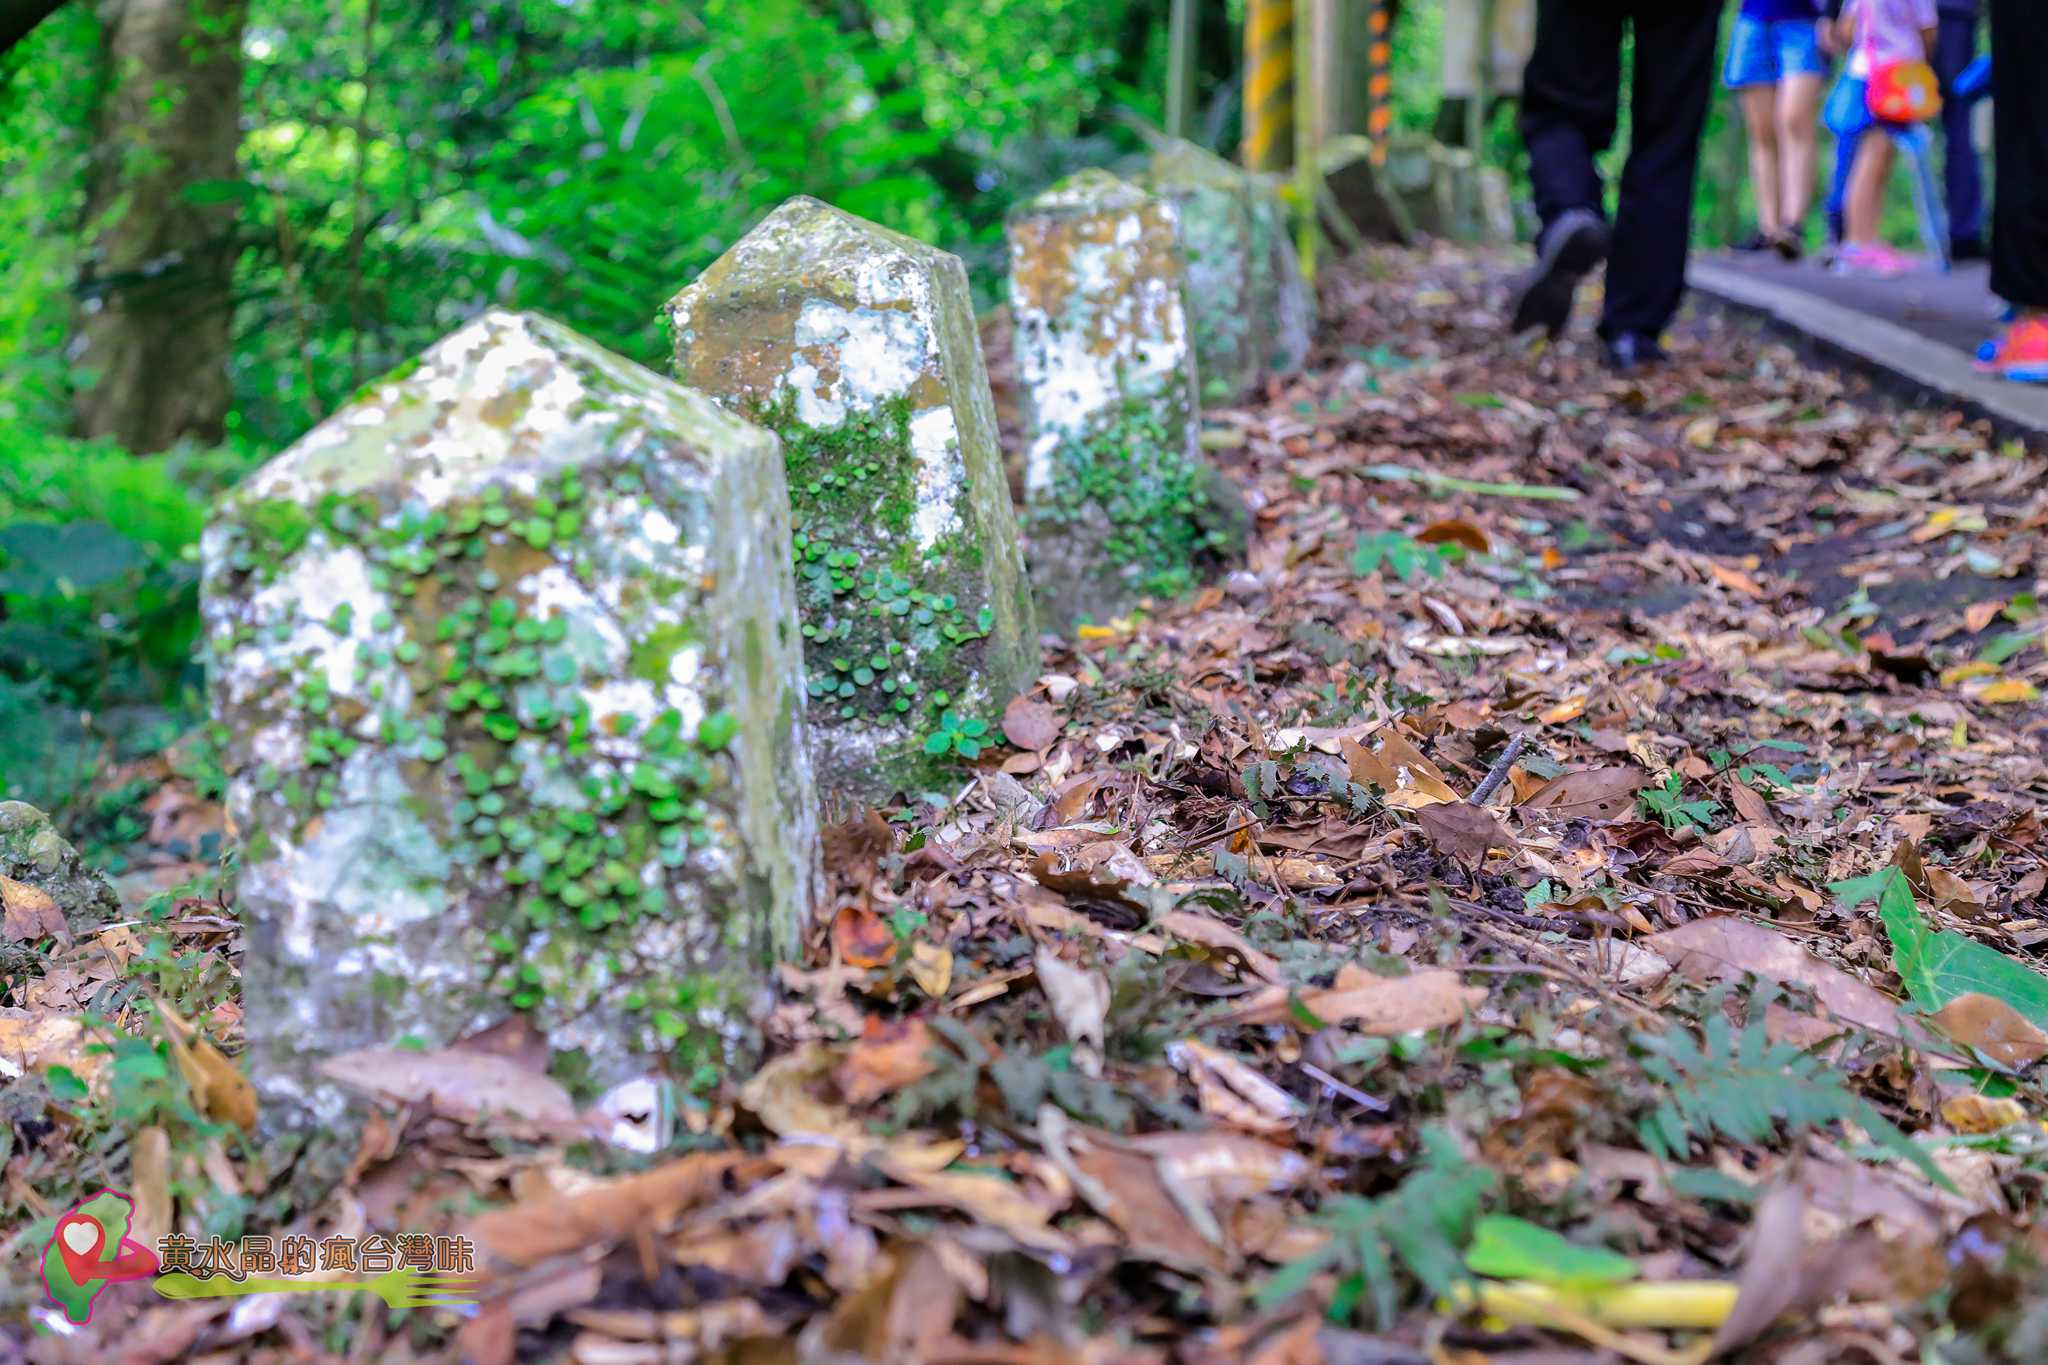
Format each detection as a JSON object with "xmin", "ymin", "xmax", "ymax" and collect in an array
[
  {"xmin": 1820, "ymin": 74, "xmax": 1870, "ymax": 241},
  {"xmin": 1845, "ymin": 131, "xmax": 1895, "ymax": 243},
  {"xmin": 1776, "ymin": 73, "xmax": 1826, "ymax": 233},
  {"xmin": 1740, "ymin": 84, "xmax": 1784, "ymax": 234}
]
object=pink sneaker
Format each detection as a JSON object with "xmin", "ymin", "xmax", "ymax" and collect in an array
[{"xmin": 1831, "ymin": 242, "xmax": 1918, "ymax": 277}]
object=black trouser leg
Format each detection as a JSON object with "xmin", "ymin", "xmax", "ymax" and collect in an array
[
  {"xmin": 1519, "ymin": 0, "xmax": 1625, "ymax": 239},
  {"xmin": 1601, "ymin": 0, "xmax": 1722, "ymax": 339},
  {"xmin": 1989, "ymin": 0, "xmax": 2048, "ymax": 309},
  {"xmin": 1934, "ymin": 12, "xmax": 1984, "ymax": 245}
]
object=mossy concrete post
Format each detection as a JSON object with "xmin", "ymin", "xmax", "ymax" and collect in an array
[
  {"xmin": 201, "ymin": 311, "xmax": 821, "ymax": 1121},
  {"xmin": 0, "ymin": 802, "xmax": 121, "ymax": 934},
  {"xmin": 1246, "ymin": 172, "xmax": 1314, "ymax": 375},
  {"xmin": 1145, "ymin": 139, "xmax": 1263, "ymax": 403},
  {"xmin": 1005, "ymin": 169, "xmax": 1241, "ymax": 627},
  {"xmin": 665, "ymin": 196, "xmax": 1037, "ymax": 805}
]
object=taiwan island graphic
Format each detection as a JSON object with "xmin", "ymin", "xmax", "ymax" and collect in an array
[{"xmin": 40, "ymin": 1189, "xmax": 160, "ymax": 1324}]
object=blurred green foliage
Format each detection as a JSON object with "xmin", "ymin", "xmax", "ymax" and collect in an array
[{"xmin": 0, "ymin": 0, "xmax": 1181, "ymax": 814}]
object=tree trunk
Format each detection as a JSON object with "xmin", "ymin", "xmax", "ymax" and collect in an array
[{"xmin": 73, "ymin": 0, "xmax": 246, "ymax": 453}]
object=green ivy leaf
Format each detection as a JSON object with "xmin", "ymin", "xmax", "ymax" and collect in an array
[
  {"xmin": 696, "ymin": 709, "xmax": 738, "ymax": 752},
  {"xmin": 45, "ymin": 1065, "xmax": 89, "ymax": 1103},
  {"xmin": 1464, "ymin": 1216, "xmax": 1637, "ymax": 1288}
]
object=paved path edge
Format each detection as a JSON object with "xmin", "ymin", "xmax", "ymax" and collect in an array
[{"xmin": 1687, "ymin": 258, "xmax": 2048, "ymax": 442}]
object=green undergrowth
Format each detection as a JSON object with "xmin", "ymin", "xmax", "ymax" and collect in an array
[
  {"xmin": 0, "ymin": 422, "xmax": 259, "ymax": 819},
  {"xmin": 1033, "ymin": 396, "xmax": 1240, "ymax": 601}
]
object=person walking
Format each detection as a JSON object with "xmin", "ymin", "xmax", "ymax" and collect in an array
[
  {"xmin": 1931, "ymin": 0, "xmax": 1984, "ymax": 259},
  {"xmin": 1976, "ymin": 0, "xmax": 2048, "ymax": 382},
  {"xmin": 1724, "ymin": 0, "xmax": 1830, "ymax": 260},
  {"xmin": 1828, "ymin": 0, "xmax": 1938, "ymax": 276},
  {"xmin": 1823, "ymin": 0, "xmax": 1980, "ymax": 259},
  {"xmin": 1507, "ymin": 0, "xmax": 1725, "ymax": 374}
]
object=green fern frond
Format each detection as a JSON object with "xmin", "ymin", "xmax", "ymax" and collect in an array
[
  {"xmin": 1257, "ymin": 1128, "xmax": 1496, "ymax": 1329},
  {"xmin": 1633, "ymin": 988, "xmax": 1951, "ymax": 1191}
]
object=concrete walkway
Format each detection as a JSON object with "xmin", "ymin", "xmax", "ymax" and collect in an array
[{"xmin": 1688, "ymin": 253, "xmax": 2048, "ymax": 441}]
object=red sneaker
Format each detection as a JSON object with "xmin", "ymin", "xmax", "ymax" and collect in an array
[{"xmin": 1975, "ymin": 316, "xmax": 2048, "ymax": 384}]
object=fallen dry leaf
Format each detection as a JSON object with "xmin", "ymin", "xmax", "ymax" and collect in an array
[
  {"xmin": 832, "ymin": 903, "xmax": 897, "ymax": 968},
  {"xmin": 1415, "ymin": 799, "xmax": 1517, "ymax": 863},
  {"xmin": 1, "ymin": 875, "xmax": 69, "ymax": 945},
  {"xmin": 156, "ymin": 995, "xmax": 258, "ymax": 1132},
  {"xmin": 909, "ymin": 941, "xmax": 953, "ymax": 999},
  {"xmin": 1174, "ymin": 1038, "xmax": 1306, "ymax": 1136},
  {"xmin": 1642, "ymin": 917, "xmax": 1899, "ymax": 1039},
  {"xmin": 834, "ymin": 1015, "xmax": 938, "ymax": 1107},
  {"xmin": 1942, "ymin": 1093, "xmax": 2028, "ymax": 1134},
  {"xmin": 1343, "ymin": 728, "xmax": 1460, "ymax": 808},
  {"xmin": 469, "ymin": 1150, "xmax": 766, "ymax": 1268},
  {"xmin": 1001, "ymin": 695, "xmax": 1061, "ymax": 751},
  {"xmin": 1930, "ymin": 993, "xmax": 2048, "ymax": 1069},
  {"xmin": 319, "ymin": 1046, "xmax": 576, "ymax": 1133},
  {"xmin": 1519, "ymin": 766, "xmax": 1651, "ymax": 822},
  {"xmin": 1155, "ymin": 908, "xmax": 1282, "ymax": 982},
  {"xmin": 1034, "ymin": 945, "xmax": 1109, "ymax": 1070},
  {"xmin": 0, "ymin": 1008, "xmax": 97, "ymax": 1086},
  {"xmin": 1416, "ymin": 518, "xmax": 1491, "ymax": 554},
  {"xmin": 1224, "ymin": 964, "xmax": 1485, "ymax": 1034},
  {"xmin": 740, "ymin": 1043, "xmax": 867, "ymax": 1143}
]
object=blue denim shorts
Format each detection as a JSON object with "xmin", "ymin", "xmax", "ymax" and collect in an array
[{"xmin": 1724, "ymin": 16, "xmax": 1829, "ymax": 88}]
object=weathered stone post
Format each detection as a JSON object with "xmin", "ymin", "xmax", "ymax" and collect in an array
[
  {"xmin": 1245, "ymin": 173, "xmax": 1315, "ymax": 376},
  {"xmin": 1005, "ymin": 169, "xmax": 1243, "ymax": 626},
  {"xmin": 665, "ymin": 196, "xmax": 1037, "ymax": 804},
  {"xmin": 202, "ymin": 311, "xmax": 820, "ymax": 1120},
  {"xmin": 1146, "ymin": 141, "xmax": 1315, "ymax": 398},
  {"xmin": 1145, "ymin": 140, "xmax": 1263, "ymax": 403}
]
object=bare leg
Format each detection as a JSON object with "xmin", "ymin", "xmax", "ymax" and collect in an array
[
  {"xmin": 1845, "ymin": 132, "xmax": 1895, "ymax": 243},
  {"xmin": 1739, "ymin": 85, "xmax": 1783, "ymax": 236},
  {"xmin": 1775, "ymin": 73, "xmax": 1825, "ymax": 235}
]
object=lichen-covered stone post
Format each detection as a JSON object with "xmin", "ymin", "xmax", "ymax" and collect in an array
[
  {"xmin": 0, "ymin": 801, "xmax": 121, "ymax": 935},
  {"xmin": 1005, "ymin": 169, "xmax": 1242, "ymax": 627},
  {"xmin": 665, "ymin": 196, "xmax": 1038, "ymax": 804},
  {"xmin": 202, "ymin": 311, "xmax": 821, "ymax": 1121},
  {"xmin": 1245, "ymin": 173, "xmax": 1314, "ymax": 376},
  {"xmin": 1144, "ymin": 140, "xmax": 1263, "ymax": 403}
]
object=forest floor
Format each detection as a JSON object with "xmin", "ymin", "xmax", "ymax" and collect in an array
[{"xmin": 9, "ymin": 243, "xmax": 2048, "ymax": 1364}]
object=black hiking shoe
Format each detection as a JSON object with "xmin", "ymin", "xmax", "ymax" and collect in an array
[
  {"xmin": 1509, "ymin": 209, "xmax": 1609, "ymax": 338},
  {"xmin": 1601, "ymin": 331, "xmax": 1667, "ymax": 375}
]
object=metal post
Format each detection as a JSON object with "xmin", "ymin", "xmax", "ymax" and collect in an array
[
  {"xmin": 1244, "ymin": 0, "xmax": 1294, "ymax": 171},
  {"xmin": 1466, "ymin": 0, "xmax": 1494, "ymax": 156},
  {"xmin": 1167, "ymin": 0, "xmax": 1200, "ymax": 140},
  {"xmin": 1294, "ymin": 0, "xmax": 1318, "ymax": 276},
  {"xmin": 1368, "ymin": 0, "xmax": 1395, "ymax": 163}
]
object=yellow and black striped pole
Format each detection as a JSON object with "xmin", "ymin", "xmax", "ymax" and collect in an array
[
  {"xmin": 1366, "ymin": 0, "xmax": 1395, "ymax": 165},
  {"xmin": 1243, "ymin": 0, "xmax": 1294, "ymax": 172}
]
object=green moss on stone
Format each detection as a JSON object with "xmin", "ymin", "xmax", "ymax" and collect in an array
[{"xmin": 745, "ymin": 392, "xmax": 996, "ymax": 789}]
